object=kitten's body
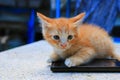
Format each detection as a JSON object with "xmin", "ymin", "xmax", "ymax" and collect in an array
[{"xmin": 37, "ymin": 13, "xmax": 120, "ymax": 67}]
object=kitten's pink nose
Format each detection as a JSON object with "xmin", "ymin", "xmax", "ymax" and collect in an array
[{"xmin": 60, "ymin": 43, "xmax": 67, "ymax": 48}]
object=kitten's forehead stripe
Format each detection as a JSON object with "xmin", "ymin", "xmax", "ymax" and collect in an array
[{"xmin": 50, "ymin": 18, "xmax": 76, "ymax": 37}]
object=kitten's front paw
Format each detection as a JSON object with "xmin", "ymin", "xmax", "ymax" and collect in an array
[{"xmin": 65, "ymin": 58, "xmax": 76, "ymax": 67}]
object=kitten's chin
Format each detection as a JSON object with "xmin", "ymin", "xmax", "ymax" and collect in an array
[{"xmin": 60, "ymin": 47, "xmax": 67, "ymax": 50}]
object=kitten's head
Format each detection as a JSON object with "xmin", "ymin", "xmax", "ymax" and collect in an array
[{"xmin": 37, "ymin": 12, "xmax": 85, "ymax": 50}]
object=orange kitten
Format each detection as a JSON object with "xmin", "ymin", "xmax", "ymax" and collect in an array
[{"xmin": 37, "ymin": 12, "xmax": 120, "ymax": 67}]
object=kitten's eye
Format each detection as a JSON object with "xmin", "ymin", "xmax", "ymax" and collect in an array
[
  {"xmin": 53, "ymin": 35, "xmax": 59, "ymax": 40},
  {"xmin": 68, "ymin": 35, "xmax": 73, "ymax": 40}
]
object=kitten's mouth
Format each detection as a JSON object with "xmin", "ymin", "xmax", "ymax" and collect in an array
[
  {"xmin": 60, "ymin": 46, "xmax": 70, "ymax": 50},
  {"xmin": 54, "ymin": 44, "xmax": 70, "ymax": 50}
]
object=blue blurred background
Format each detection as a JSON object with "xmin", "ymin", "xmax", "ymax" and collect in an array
[{"xmin": 0, "ymin": 0, "xmax": 120, "ymax": 51}]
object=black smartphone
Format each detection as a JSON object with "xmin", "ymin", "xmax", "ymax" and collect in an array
[{"xmin": 51, "ymin": 59, "xmax": 120, "ymax": 72}]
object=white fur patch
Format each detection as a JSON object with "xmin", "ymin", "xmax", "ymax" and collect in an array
[
  {"xmin": 65, "ymin": 58, "xmax": 75, "ymax": 67},
  {"xmin": 54, "ymin": 48, "xmax": 65, "ymax": 54}
]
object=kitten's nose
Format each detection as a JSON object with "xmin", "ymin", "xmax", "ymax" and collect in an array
[{"xmin": 60, "ymin": 43, "xmax": 67, "ymax": 48}]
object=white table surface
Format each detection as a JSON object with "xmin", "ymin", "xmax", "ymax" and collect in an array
[{"xmin": 0, "ymin": 40, "xmax": 120, "ymax": 80}]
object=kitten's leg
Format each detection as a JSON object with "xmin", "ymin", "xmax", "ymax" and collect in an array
[
  {"xmin": 109, "ymin": 51, "xmax": 120, "ymax": 61},
  {"xmin": 65, "ymin": 47, "xmax": 96, "ymax": 67},
  {"xmin": 47, "ymin": 52, "xmax": 60, "ymax": 63}
]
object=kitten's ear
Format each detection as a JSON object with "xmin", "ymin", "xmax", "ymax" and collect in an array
[
  {"xmin": 37, "ymin": 12, "xmax": 51, "ymax": 28},
  {"xmin": 70, "ymin": 12, "xmax": 85, "ymax": 27}
]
